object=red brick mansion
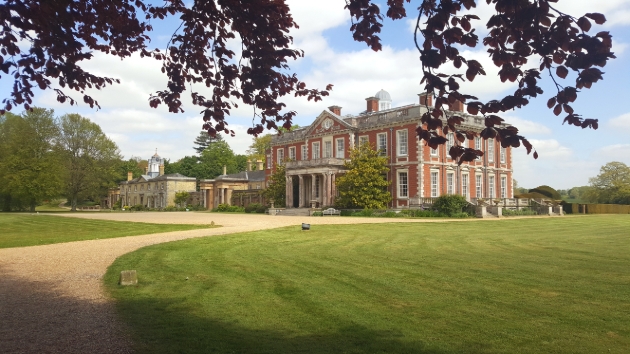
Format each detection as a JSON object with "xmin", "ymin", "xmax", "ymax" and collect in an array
[{"xmin": 266, "ymin": 90, "xmax": 513, "ymax": 209}]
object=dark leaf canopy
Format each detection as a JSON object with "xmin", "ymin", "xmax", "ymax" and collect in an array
[{"xmin": 0, "ymin": 0, "xmax": 615, "ymax": 163}]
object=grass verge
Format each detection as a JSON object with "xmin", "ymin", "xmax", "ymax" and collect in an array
[
  {"xmin": 0, "ymin": 214, "xmax": 217, "ymax": 248},
  {"xmin": 105, "ymin": 215, "xmax": 630, "ymax": 354}
]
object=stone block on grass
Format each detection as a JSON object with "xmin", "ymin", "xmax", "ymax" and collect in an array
[{"xmin": 119, "ymin": 270, "xmax": 138, "ymax": 286}]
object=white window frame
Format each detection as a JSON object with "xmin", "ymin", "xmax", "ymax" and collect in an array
[
  {"xmin": 488, "ymin": 138, "xmax": 494, "ymax": 162},
  {"xmin": 377, "ymin": 133, "xmax": 387, "ymax": 156},
  {"xmin": 447, "ymin": 172, "xmax": 454, "ymax": 194},
  {"xmin": 446, "ymin": 133, "xmax": 454, "ymax": 157},
  {"xmin": 336, "ymin": 138, "xmax": 345, "ymax": 158},
  {"xmin": 301, "ymin": 145, "xmax": 307, "ymax": 161},
  {"xmin": 462, "ymin": 173, "xmax": 469, "ymax": 198},
  {"xmin": 288, "ymin": 146, "xmax": 296, "ymax": 161},
  {"xmin": 475, "ymin": 137, "xmax": 481, "ymax": 150},
  {"xmin": 323, "ymin": 139, "xmax": 333, "ymax": 158},
  {"xmin": 476, "ymin": 175, "xmax": 482, "ymax": 198},
  {"xmin": 500, "ymin": 146, "xmax": 506, "ymax": 163},
  {"xmin": 431, "ymin": 171, "xmax": 439, "ymax": 197},
  {"xmin": 489, "ymin": 175, "xmax": 495, "ymax": 198},
  {"xmin": 501, "ymin": 176, "xmax": 507, "ymax": 198},
  {"xmin": 277, "ymin": 148, "xmax": 284, "ymax": 165},
  {"xmin": 266, "ymin": 154, "xmax": 272, "ymax": 169},
  {"xmin": 430, "ymin": 146, "xmax": 438, "ymax": 157},
  {"xmin": 359, "ymin": 135, "xmax": 369, "ymax": 147},
  {"xmin": 312, "ymin": 142, "xmax": 320, "ymax": 160},
  {"xmin": 398, "ymin": 170, "xmax": 409, "ymax": 198},
  {"xmin": 397, "ymin": 130, "xmax": 408, "ymax": 156}
]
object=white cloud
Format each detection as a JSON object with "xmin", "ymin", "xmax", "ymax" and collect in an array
[
  {"xmin": 503, "ymin": 115, "xmax": 552, "ymax": 136},
  {"xmin": 596, "ymin": 144, "xmax": 630, "ymax": 163},
  {"xmin": 609, "ymin": 112, "xmax": 630, "ymax": 132}
]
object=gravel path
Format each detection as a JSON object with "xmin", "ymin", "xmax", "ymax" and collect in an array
[{"xmin": 0, "ymin": 212, "xmax": 501, "ymax": 353}]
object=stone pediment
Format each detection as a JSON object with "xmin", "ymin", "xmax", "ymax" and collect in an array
[{"xmin": 304, "ymin": 110, "xmax": 354, "ymax": 137}]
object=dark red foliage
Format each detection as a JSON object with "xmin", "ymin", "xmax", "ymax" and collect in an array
[
  {"xmin": 0, "ymin": 0, "xmax": 331, "ymax": 136},
  {"xmin": 0, "ymin": 0, "xmax": 615, "ymax": 152},
  {"xmin": 347, "ymin": 0, "xmax": 615, "ymax": 163}
]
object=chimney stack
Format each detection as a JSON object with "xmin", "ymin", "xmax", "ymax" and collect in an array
[
  {"xmin": 159, "ymin": 164, "xmax": 164, "ymax": 176},
  {"xmin": 365, "ymin": 97, "xmax": 379, "ymax": 113},
  {"xmin": 448, "ymin": 100, "xmax": 464, "ymax": 112},
  {"xmin": 247, "ymin": 160, "xmax": 252, "ymax": 171},
  {"xmin": 257, "ymin": 159, "xmax": 263, "ymax": 171},
  {"xmin": 223, "ymin": 165, "xmax": 227, "ymax": 175},
  {"xmin": 328, "ymin": 105, "xmax": 342, "ymax": 115},
  {"xmin": 127, "ymin": 171, "xmax": 133, "ymax": 181},
  {"xmin": 419, "ymin": 93, "xmax": 433, "ymax": 107}
]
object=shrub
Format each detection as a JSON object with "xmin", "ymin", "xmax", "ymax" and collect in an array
[
  {"xmin": 528, "ymin": 185, "xmax": 561, "ymax": 200},
  {"xmin": 255, "ymin": 204, "xmax": 267, "ymax": 213},
  {"xmin": 215, "ymin": 204, "xmax": 245, "ymax": 212},
  {"xmin": 502, "ymin": 208, "xmax": 538, "ymax": 216},
  {"xmin": 432, "ymin": 195, "xmax": 469, "ymax": 216},
  {"xmin": 244, "ymin": 203, "xmax": 262, "ymax": 213},
  {"xmin": 311, "ymin": 211, "xmax": 323, "ymax": 216},
  {"xmin": 129, "ymin": 204, "xmax": 147, "ymax": 211}
]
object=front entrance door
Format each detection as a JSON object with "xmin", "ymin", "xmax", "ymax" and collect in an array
[{"xmin": 293, "ymin": 177, "xmax": 299, "ymax": 208}]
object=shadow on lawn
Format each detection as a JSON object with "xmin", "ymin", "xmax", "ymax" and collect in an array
[
  {"xmin": 0, "ymin": 267, "xmax": 132, "ymax": 354},
  {"xmin": 115, "ymin": 296, "xmax": 453, "ymax": 354}
]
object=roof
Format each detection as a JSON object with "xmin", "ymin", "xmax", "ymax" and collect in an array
[
  {"xmin": 150, "ymin": 173, "xmax": 196, "ymax": 181},
  {"xmin": 375, "ymin": 89, "xmax": 391, "ymax": 101},
  {"xmin": 215, "ymin": 170, "xmax": 266, "ymax": 182}
]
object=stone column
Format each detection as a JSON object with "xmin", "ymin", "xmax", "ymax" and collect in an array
[
  {"xmin": 322, "ymin": 172, "xmax": 330, "ymax": 206},
  {"xmin": 311, "ymin": 174, "xmax": 316, "ymax": 206},
  {"xmin": 298, "ymin": 175, "xmax": 304, "ymax": 207},
  {"xmin": 226, "ymin": 189, "xmax": 233, "ymax": 205},
  {"xmin": 331, "ymin": 173, "xmax": 336, "ymax": 202},
  {"xmin": 286, "ymin": 176, "xmax": 292, "ymax": 208},
  {"xmin": 220, "ymin": 188, "xmax": 225, "ymax": 204}
]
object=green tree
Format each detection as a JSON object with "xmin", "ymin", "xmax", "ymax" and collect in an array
[
  {"xmin": 58, "ymin": 114, "xmax": 121, "ymax": 211},
  {"xmin": 335, "ymin": 143, "xmax": 391, "ymax": 209},
  {"xmin": 165, "ymin": 155, "xmax": 199, "ymax": 177},
  {"xmin": 263, "ymin": 163, "xmax": 286, "ymax": 207},
  {"xmin": 0, "ymin": 108, "xmax": 63, "ymax": 211},
  {"xmin": 193, "ymin": 131, "xmax": 223, "ymax": 155},
  {"xmin": 568, "ymin": 186, "xmax": 593, "ymax": 202},
  {"xmin": 585, "ymin": 162, "xmax": 630, "ymax": 204},
  {"xmin": 197, "ymin": 140, "xmax": 241, "ymax": 179},
  {"xmin": 117, "ymin": 156, "xmax": 145, "ymax": 182},
  {"xmin": 246, "ymin": 134, "xmax": 272, "ymax": 165},
  {"xmin": 174, "ymin": 191, "xmax": 190, "ymax": 207}
]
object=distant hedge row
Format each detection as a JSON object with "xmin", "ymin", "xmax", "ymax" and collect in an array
[{"xmin": 563, "ymin": 203, "xmax": 630, "ymax": 214}]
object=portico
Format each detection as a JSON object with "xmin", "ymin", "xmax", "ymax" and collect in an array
[{"xmin": 284, "ymin": 158, "xmax": 347, "ymax": 208}]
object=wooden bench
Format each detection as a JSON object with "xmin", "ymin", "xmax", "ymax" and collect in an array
[{"xmin": 322, "ymin": 208, "xmax": 341, "ymax": 216}]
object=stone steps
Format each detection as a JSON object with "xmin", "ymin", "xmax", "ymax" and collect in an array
[{"xmin": 278, "ymin": 208, "xmax": 313, "ymax": 216}]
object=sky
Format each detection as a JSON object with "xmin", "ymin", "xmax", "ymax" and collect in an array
[{"xmin": 12, "ymin": 0, "xmax": 630, "ymax": 189}]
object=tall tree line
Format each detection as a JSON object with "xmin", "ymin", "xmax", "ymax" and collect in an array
[
  {"xmin": 166, "ymin": 131, "xmax": 249, "ymax": 179},
  {"xmin": 0, "ymin": 108, "xmax": 121, "ymax": 211}
]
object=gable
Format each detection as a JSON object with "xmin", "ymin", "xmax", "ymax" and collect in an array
[{"xmin": 304, "ymin": 110, "xmax": 353, "ymax": 138}]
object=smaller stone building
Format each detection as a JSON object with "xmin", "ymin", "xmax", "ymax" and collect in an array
[
  {"xmin": 119, "ymin": 172, "xmax": 197, "ymax": 208},
  {"xmin": 199, "ymin": 161, "xmax": 266, "ymax": 209},
  {"xmin": 118, "ymin": 151, "xmax": 197, "ymax": 208}
]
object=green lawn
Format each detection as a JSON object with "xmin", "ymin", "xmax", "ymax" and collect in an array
[
  {"xmin": 105, "ymin": 215, "xmax": 630, "ymax": 354},
  {"xmin": 0, "ymin": 214, "xmax": 217, "ymax": 248}
]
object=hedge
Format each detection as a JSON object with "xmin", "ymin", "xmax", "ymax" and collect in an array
[{"xmin": 563, "ymin": 203, "xmax": 630, "ymax": 214}]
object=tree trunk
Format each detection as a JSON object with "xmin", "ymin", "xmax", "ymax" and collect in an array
[
  {"xmin": 29, "ymin": 199, "xmax": 36, "ymax": 212},
  {"xmin": 71, "ymin": 197, "xmax": 77, "ymax": 212}
]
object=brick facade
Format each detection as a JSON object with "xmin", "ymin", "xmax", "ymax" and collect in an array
[{"xmin": 268, "ymin": 91, "xmax": 514, "ymax": 209}]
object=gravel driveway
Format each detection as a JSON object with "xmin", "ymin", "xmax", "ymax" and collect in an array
[{"xmin": 0, "ymin": 212, "xmax": 489, "ymax": 353}]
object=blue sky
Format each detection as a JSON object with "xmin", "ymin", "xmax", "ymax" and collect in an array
[{"xmin": 17, "ymin": 0, "xmax": 630, "ymax": 189}]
